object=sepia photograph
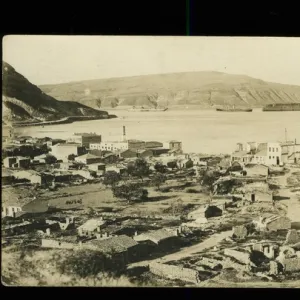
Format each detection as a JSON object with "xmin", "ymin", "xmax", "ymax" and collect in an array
[{"xmin": 2, "ymin": 35, "xmax": 300, "ymax": 287}]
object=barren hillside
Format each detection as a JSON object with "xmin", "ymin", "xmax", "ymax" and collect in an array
[
  {"xmin": 39, "ymin": 72, "xmax": 300, "ymax": 109},
  {"xmin": 2, "ymin": 62, "xmax": 109, "ymax": 122}
]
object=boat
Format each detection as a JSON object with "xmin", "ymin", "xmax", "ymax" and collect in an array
[
  {"xmin": 128, "ymin": 106, "xmax": 168, "ymax": 112},
  {"xmin": 262, "ymin": 103, "xmax": 300, "ymax": 111},
  {"xmin": 216, "ymin": 107, "xmax": 253, "ymax": 112},
  {"xmin": 216, "ymin": 103, "xmax": 252, "ymax": 112}
]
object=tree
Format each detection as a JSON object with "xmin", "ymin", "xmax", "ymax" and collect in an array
[
  {"xmin": 127, "ymin": 159, "xmax": 150, "ymax": 182},
  {"xmin": 103, "ymin": 171, "xmax": 121, "ymax": 187},
  {"xmin": 201, "ymin": 170, "xmax": 221, "ymax": 194},
  {"xmin": 154, "ymin": 162, "xmax": 167, "ymax": 173},
  {"xmin": 146, "ymin": 93, "xmax": 159, "ymax": 109},
  {"xmin": 167, "ymin": 161, "xmax": 177, "ymax": 170},
  {"xmin": 111, "ymin": 97, "xmax": 119, "ymax": 108},
  {"xmin": 68, "ymin": 154, "xmax": 77, "ymax": 161},
  {"xmin": 152, "ymin": 173, "xmax": 167, "ymax": 190},
  {"xmin": 112, "ymin": 183, "xmax": 148, "ymax": 203},
  {"xmin": 96, "ymin": 97, "xmax": 103, "ymax": 109}
]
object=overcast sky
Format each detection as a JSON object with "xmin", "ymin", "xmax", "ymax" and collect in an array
[{"xmin": 3, "ymin": 35, "xmax": 300, "ymax": 86}]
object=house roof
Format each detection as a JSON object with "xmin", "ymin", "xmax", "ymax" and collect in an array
[
  {"xmin": 136, "ymin": 229, "xmax": 177, "ymax": 243},
  {"xmin": 165, "ymin": 140, "xmax": 181, "ymax": 143},
  {"xmin": 255, "ymin": 149, "xmax": 268, "ymax": 156},
  {"xmin": 54, "ymin": 143, "xmax": 81, "ymax": 147},
  {"xmin": 34, "ymin": 153, "xmax": 56, "ymax": 159},
  {"xmin": 259, "ymin": 213, "xmax": 288, "ymax": 224},
  {"xmin": 231, "ymin": 151, "xmax": 249, "ymax": 157},
  {"xmin": 103, "ymin": 153, "xmax": 117, "ymax": 158},
  {"xmin": 127, "ymin": 139, "xmax": 145, "ymax": 144},
  {"xmin": 3, "ymin": 221, "xmax": 32, "ymax": 230},
  {"xmin": 88, "ymin": 163, "xmax": 106, "ymax": 166},
  {"xmin": 77, "ymin": 219, "xmax": 106, "ymax": 231},
  {"xmin": 76, "ymin": 153, "xmax": 101, "ymax": 160},
  {"xmin": 14, "ymin": 169, "xmax": 40, "ymax": 176},
  {"xmin": 88, "ymin": 235, "xmax": 138, "ymax": 253}
]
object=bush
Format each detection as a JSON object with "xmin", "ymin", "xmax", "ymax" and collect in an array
[
  {"xmin": 185, "ymin": 188, "xmax": 199, "ymax": 193},
  {"xmin": 112, "ymin": 183, "xmax": 148, "ymax": 203}
]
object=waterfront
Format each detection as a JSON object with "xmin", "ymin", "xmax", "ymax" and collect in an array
[{"xmin": 15, "ymin": 109, "xmax": 300, "ymax": 154}]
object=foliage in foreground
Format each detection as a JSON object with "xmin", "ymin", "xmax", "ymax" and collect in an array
[{"xmin": 2, "ymin": 246, "xmax": 133, "ymax": 287}]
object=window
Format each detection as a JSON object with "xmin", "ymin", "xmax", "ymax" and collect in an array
[
  {"xmin": 269, "ymin": 156, "xmax": 271, "ymax": 159},
  {"xmin": 272, "ymin": 148, "xmax": 275, "ymax": 152},
  {"xmin": 273, "ymin": 156, "xmax": 275, "ymax": 159},
  {"xmin": 269, "ymin": 147, "xmax": 271, "ymax": 152},
  {"xmin": 276, "ymin": 148, "xmax": 278, "ymax": 152}
]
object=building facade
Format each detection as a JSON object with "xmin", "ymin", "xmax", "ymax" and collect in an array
[
  {"xmin": 50, "ymin": 143, "xmax": 87, "ymax": 161},
  {"xmin": 231, "ymin": 142, "xmax": 282, "ymax": 166}
]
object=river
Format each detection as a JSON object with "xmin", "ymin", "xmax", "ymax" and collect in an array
[{"xmin": 15, "ymin": 109, "xmax": 300, "ymax": 154}]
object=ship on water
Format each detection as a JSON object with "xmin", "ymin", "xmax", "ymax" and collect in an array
[
  {"xmin": 216, "ymin": 104, "xmax": 253, "ymax": 112},
  {"xmin": 262, "ymin": 103, "xmax": 300, "ymax": 111},
  {"xmin": 128, "ymin": 106, "xmax": 168, "ymax": 112}
]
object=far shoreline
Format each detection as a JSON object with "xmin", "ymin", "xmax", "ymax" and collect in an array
[{"xmin": 11, "ymin": 114, "xmax": 118, "ymax": 128}]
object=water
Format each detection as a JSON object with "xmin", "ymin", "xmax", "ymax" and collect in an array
[{"xmin": 15, "ymin": 109, "xmax": 300, "ymax": 154}]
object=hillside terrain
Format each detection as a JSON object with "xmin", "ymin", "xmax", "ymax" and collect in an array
[
  {"xmin": 2, "ymin": 62, "xmax": 109, "ymax": 123},
  {"xmin": 39, "ymin": 72, "xmax": 300, "ymax": 109}
]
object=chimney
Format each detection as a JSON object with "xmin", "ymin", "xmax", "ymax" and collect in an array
[
  {"xmin": 46, "ymin": 228, "xmax": 51, "ymax": 236},
  {"xmin": 134, "ymin": 231, "xmax": 138, "ymax": 236},
  {"xmin": 122, "ymin": 126, "xmax": 126, "ymax": 142}
]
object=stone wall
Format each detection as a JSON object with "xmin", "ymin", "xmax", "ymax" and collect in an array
[
  {"xmin": 196, "ymin": 257, "xmax": 223, "ymax": 270},
  {"xmin": 282, "ymin": 257, "xmax": 300, "ymax": 272},
  {"xmin": 284, "ymin": 229, "xmax": 300, "ymax": 245},
  {"xmin": 267, "ymin": 217, "xmax": 291, "ymax": 232},
  {"xmin": 41, "ymin": 239, "xmax": 77, "ymax": 249},
  {"xmin": 224, "ymin": 248, "xmax": 251, "ymax": 265},
  {"xmin": 149, "ymin": 262, "xmax": 200, "ymax": 284}
]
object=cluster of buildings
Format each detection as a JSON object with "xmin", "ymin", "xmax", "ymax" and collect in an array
[
  {"xmin": 2, "ymin": 126, "xmax": 187, "ymax": 188},
  {"xmin": 2, "ymin": 125, "xmax": 300, "ymax": 284},
  {"xmin": 231, "ymin": 140, "xmax": 300, "ymax": 166}
]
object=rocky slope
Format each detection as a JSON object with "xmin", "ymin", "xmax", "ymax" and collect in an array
[
  {"xmin": 2, "ymin": 62, "xmax": 109, "ymax": 122},
  {"xmin": 39, "ymin": 72, "xmax": 300, "ymax": 109}
]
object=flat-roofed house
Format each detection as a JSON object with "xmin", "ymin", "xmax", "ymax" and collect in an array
[
  {"xmin": 77, "ymin": 219, "xmax": 107, "ymax": 237},
  {"xmin": 231, "ymin": 142, "xmax": 282, "ymax": 166},
  {"xmin": 75, "ymin": 153, "xmax": 103, "ymax": 165},
  {"xmin": 50, "ymin": 143, "xmax": 87, "ymax": 162}
]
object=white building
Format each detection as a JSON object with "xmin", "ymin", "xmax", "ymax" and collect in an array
[
  {"xmin": 2, "ymin": 206, "xmax": 23, "ymax": 218},
  {"xmin": 231, "ymin": 142, "xmax": 282, "ymax": 166},
  {"xmin": 90, "ymin": 141, "xmax": 129, "ymax": 152}
]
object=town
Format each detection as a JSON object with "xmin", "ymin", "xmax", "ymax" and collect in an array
[{"xmin": 2, "ymin": 125, "xmax": 300, "ymax": 287}]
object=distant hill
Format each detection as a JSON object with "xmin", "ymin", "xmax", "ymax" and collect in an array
[
  {"xmin": 39, "ymin": 71, "xmax": 300, "ymax": 109},
  {"xmin": 2, "ymin": 62, "xmax": 109, "ymax": 123}
]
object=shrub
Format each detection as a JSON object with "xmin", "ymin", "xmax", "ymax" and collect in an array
[{"xmin": 185, "ymin": 188, "xmax": 199, "ymax": 193}]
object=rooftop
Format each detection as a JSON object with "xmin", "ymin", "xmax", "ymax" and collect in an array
[
  {"xmin": 76, "ymin": 153, "xmax": 102, "ymax": 159},
  {"xmin": 77, "ymin": 219, "xmax": 106, "ymax": 231},
  {"xmin": 136, "ymin": 228, "xmax": 177, "ymax": 243},
  {"xmin": 88, "ymin": 235, "xmax": 138, "ymax": 253},
  {"xmin": 231, "ymin": 151, "xmax": 249, "ymax": 157},
  {"xmin": 53, "ymin": 143, "xmax": 81, "ymax": 147}
]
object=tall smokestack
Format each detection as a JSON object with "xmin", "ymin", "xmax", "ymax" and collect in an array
[{"xmin": 122, "ymin": 126, "xmax": 126, "ymax": 142}]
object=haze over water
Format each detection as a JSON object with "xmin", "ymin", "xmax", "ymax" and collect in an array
[{"xmin": 16, "ymin": 109, "xmax": 300, "ymax": 154}]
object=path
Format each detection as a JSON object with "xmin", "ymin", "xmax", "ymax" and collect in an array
[
  {"xmin": 272, "ymin": 168, "xmax": 300, "ymax": 222},
  {"xmin": 128, "ymin": 230, "xmax": 232, "ymax": 268}
]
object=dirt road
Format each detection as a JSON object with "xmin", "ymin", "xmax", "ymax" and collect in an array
[
  {"xmin": 128, "ymin": 230, "xmax": 232, "ymax": 268},
  {"xmin": 273, "ymin": 169, "xmax": 300, "ymax": 222}
]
